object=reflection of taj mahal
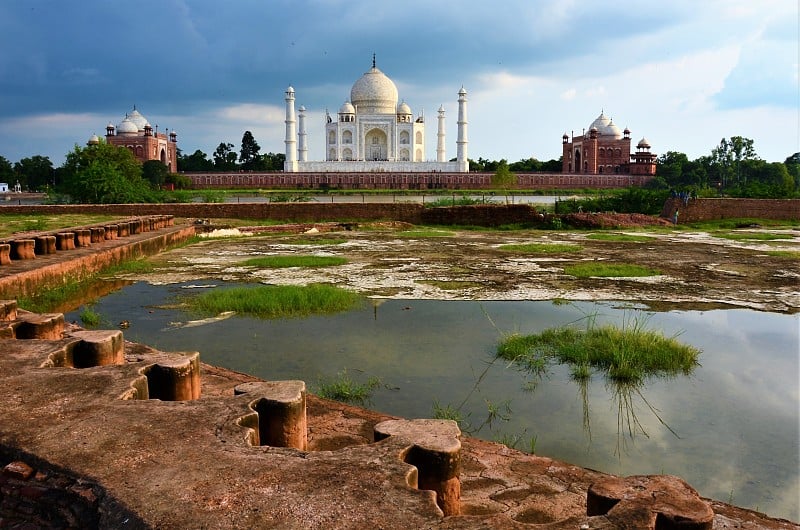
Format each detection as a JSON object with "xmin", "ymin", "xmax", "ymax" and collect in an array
[{"xmin": 284, "ymin": 57, "xmax": 468, "ymax": 173}]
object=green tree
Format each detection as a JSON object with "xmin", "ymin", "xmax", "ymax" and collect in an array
[
  {"xmin": 784, "ymin": 153, "xmax": 799, "ymax": 192},
  {"xmin": 239, "ymin": 131, "xmax": 261, "ymax": 170},
  {"xmin": 491, "ymin": 159, "xmax": 517, "ymax": 202},
  {"xmin": 142, "ymin": 160, "xmax": 170, "ymax": 187},
  {"xmin": 213, "ymin": 142, "xmax": 237, "ymax": 170},
  {"xmin": 0, "ymin": 156, "xmax": 13, "ymax": 183},
  {"xmin": 711, "ymin": 136, "xmax": 758, "ymax": 191},
  {"xmin": 60, "ymin": 142, "xmax": 152, "ymax": 203},
  {"xmin": 13, "ymin": 155, "xmax": 54, "ymax": 191},
  {"xmin": 261, "ymin": 152, "xmax": 286, "ymax": 171},
  {"xmin": 177, "ymin": 149, "xmax": 214, "ymax": 171}
]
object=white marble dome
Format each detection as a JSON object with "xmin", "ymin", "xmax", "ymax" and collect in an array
[
  {"xmin": 637, "ymin": 137, "xmax": 651, "ymax": 149},
  {"xmin": 127, "ymin": 109, "xmax": 148, "ymax": 131},
  {"xmin": 588, "ymin": 112, "xmax": 623, "ymax": 139},
  {"xmin": 339, "ymin": 101, "xmax": 355, "ymax": 114},
  {"xmin": 116, "ymin": 117, "xmax": 139, "ymax": 135},
  {"xmin": 397, "ymin": 101, "xmax": 411, "ymax": 115},
  {"xmin": 350, "ymin": 66, "xmax": 398, "ymax": 114}
]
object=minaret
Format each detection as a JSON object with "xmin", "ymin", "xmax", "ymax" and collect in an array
[
  {"xmin": 456, "ymin": 86, "xmax": 468, "ymax": 172},
  {"xmin": 298, "ymin": 105, "xmax": 308, "ymax": 163},
  {"xmin": 284, "ymin": 86, "xmax": 297, "ymax": 172},
  {"xmin": 437, "ymin": 105, "xmax": 446, "ymax": 163}
]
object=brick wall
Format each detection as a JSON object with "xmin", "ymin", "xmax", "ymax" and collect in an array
[
  {"xmin": 0, "ymin": 203, "xmax": 542, "ymax": 226},
  {"xmin": 661, "ymin": 198, "xmax": 800, "ymax": 223}
]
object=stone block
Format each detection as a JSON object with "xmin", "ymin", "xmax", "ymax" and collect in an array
[
  {"xmin": 144, "ymin": 352, "xmax": 201, "ymax": 401},
  {"xmin": 34, "ymin": 235, "xmax": 56, "ymax": 255},
  {"xmin": 90, "ymin": 227, "xmax": 105, "ymax": 243},
  {"xmin": 234, "ymin": 381, "xmax": 307, "ymax": 450},
  {"xmin": 0, "ymin": 300, "xmax": 17, "ymax": 321},
  {"xmin": 13, "ymin": 312, "xmax": 65, "ymax": 340},
  {"xmin": 374, "ymin": 419, "xmax": 462, "ymax": 516},
  {"xmin": 10, "ymin": 239, "xmax": 36, "ymax": 260},
  {"xmin": 56, "ymin": 232, "xmax": 75, "ymax": 250},
  {"xmin": 67, "ymin": 330, "xmax": 125, "ymax": 367},
  {"xmin": 0, "ymin": 243, "xmax": 11, "ymax": 265},
  {"xmin": 587, "ymin": 474, "xmax": 714, "ymax": 529},
  {"xmin": 74, "ymin": 229, "xmax": 92, "ymax": 247}
]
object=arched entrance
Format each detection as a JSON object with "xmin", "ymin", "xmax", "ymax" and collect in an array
[
  {"xmin": 364, "ymin": 128, "xmax": 387, "ymax": 161},
  {"xmin": 574, "ymin": 149, "xmax": 582, "ymax": 173}
]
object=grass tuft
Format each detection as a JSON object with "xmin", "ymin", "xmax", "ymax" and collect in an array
[
  {"xmin": 315, "ymin": 369, "xmax": 381, "ymax": 405},
  {"xmin": 496, "ymin": 315, "xmax": 700, "ymax": 384},
  {"xmin": 184, "ymin": 284, "xmax": 362, "ymax": 319}
]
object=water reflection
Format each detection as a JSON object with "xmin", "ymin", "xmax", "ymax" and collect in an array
[{"xmin": 64, "ymin": 283, "xmax": 799, "ymax": 521}]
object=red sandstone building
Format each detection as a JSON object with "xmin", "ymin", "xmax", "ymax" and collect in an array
[
  {"xmin": 91, "ymin": 107, "xmax": 178, "ymax": 172},
  {"xmin": 562, "ymin": 111, "xmax": 656, "ymax": 176}
]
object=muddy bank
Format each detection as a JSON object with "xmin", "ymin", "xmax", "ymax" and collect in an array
[{"xmin": 137, "ymin": 222, "xmax": 799, "ymax": 314}]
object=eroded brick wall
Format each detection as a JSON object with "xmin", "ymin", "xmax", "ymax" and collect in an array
[{"xmin": 661, "ymin": 198, "xmax": 800, "ymax": 223}]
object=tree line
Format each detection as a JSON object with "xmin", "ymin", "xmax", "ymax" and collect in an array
[{"xmin": 0, "ymin": 130, "xmax": 797, "ymax": 204}]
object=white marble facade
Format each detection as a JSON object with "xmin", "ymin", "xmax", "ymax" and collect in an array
[{"xmin": 285, "ymin": 58, "xmax": 468, "ymax": 172}]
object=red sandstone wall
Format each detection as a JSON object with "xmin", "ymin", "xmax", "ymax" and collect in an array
[
  {"xmin": 0, "ymin": 203, "xmax": 425, "ymax": 224},
  {"xmin": 661, "ymin": 198, "xmax": 800, "ymax": 222},
  {"xmin": 183, "ymin": 172, "xmax": 654, "ymax": 190}
]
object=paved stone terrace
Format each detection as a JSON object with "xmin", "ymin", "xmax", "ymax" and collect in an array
[
  {"xmin": 0, "ymin": 218, "xmax": 797, "ymax": 528},
  {"xmin": 1, "ymin": 300, "xmax": 797, "ymax": 529}
]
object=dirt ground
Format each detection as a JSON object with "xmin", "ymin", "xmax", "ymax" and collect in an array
[{"xmin": 140, "ymin": 217, "xmax": 800, "ymax": 314}]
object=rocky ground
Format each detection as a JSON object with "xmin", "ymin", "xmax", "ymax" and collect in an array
[{"xmin": 139, "ymin": 217, "xmax": 799, "ymax": 314}]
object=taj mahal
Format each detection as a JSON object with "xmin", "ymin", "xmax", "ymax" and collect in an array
[{"xmin": 284, "ymin": 57, "xmax": 469, "ymax": 173}]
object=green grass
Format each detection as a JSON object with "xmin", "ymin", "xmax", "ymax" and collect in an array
[
  {"xmin": 499, "ymin": 243, "xmax": 582, "ymax": 253},
  {"xmin": 79, "ymin": 306, "xmax": 102, "ymax": 327},
  {"xmin": 0, "ymin": 214, "xmax": 119, "ymax": 238},
  {"xmin": 315, "ymin": 369, "xmax": 381, "ymax": 405},
  {"xmin": 586, "ymin": 233, "xmax": 655, "ymax": 243},
  {"xmin": 497, "ymin": 317, "xmax": 700, "ymax": 384},
  {"xmin": 397, "ymin": 228, "xmax": 456, "ymax": 238},
  {"xmin": 18, "ymin": 281, "xmax": 88, "ymax": 314},
  {"xmin": 564, "ymin": 262, "xmax": 660, "ymax": 278},
  {"xmin": 765, "ymin": 250, "xmax": 800, "ymax": 259},
  {"xmin": 712, "ymin": 231, "xmax": 794, "ymax": 242},
  {"xmin": 17, "ymin": 258, "xmax": 154, "ymax": 313},
  {"xmin": 241, "ymin": 255, "xmax": 348, "ymax": 268},
  {"xmin": 184, "ymin": 284, "xmax": 363, "ymax": 319}
]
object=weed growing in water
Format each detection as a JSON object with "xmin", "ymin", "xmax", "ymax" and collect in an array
[
  {"xmin": 496, "ymin": 312, "xmax": 699, "ymax": 384},
  {"xmin": 184, "ymin": 284, "xmax": 363, "ymax": 319},
  {"xmin": 315, "ymin": 369, "xmax": 381, "ymax": 405},
  {"xmin": 79, "ymin": 305, "xmax": 102, "ymax": 328}
]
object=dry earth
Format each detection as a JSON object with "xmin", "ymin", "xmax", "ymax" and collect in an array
[{"xmin": 138, "ymin": 220, "xmax": 800, "ymax": 314}]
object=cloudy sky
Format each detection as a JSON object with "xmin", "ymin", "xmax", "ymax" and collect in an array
[{"xmin": 0, "ymin": 0, "xmax": 797, "ymax": 167}]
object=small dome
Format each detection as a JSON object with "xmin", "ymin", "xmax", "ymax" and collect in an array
[
  {"xmin": 299, "ymin": 105, "xmax": 306, "ymax": 112},
  {"xmin": 606, "ymin": 120, "xmax": 623, "ymax": 139},
  {"xmin": 127, "ymin": 108, "xmax": 148, "ymax": 131},
  {"xmin": 623, "ymin": 127, "xmax": 631, "ymax": 134},
  {"xmin": 350, "ymin": 64, "xmax": 398, "ymax": 114},
  {"xmin": 87, "ymin": 134, "xmax": 100, "ymax": 145},
  {"xmin": 116, "ymin": 117, "xmax": 139, "ymax": 135},
  {"xmin": 339, "ymin": 101, "xmax": 355, "ymax": 114},
  {"xmin": 588, "ymin": 111, "xmax": 623, "ymax": 139},
  {"xmin": 637, "ymin": 137, "xmax": 651, "ymax": 148},
  {"xmin": 397, "ymin": 101, "xmax": 411, "ymax": 115}
]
